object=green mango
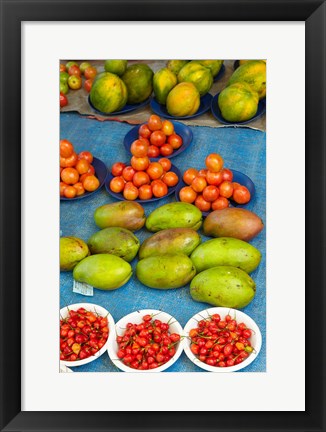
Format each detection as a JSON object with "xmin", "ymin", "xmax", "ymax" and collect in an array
[
  {"xmin": 88, "ymin": 227, "xmax": 140, "ymax": 262},
  {"xmin": 190, "ymin": 266, "xmax": 256, "ymax": 308},
  {"xmin": 60, "ymin": 237, "xmax": 89, "ymax": 271},
  {"xmin": 190, "ymin": 237, "xmax": 261, "ymax": 274},
  {"xmin": 136, "ymin": 254, "xmax": 196, "ymax": 289},
  {"xmin": 73, "ymin": 254, "xmax": 132, "ymax": 291},
  {"xmin": 94, "ymin": 201, "xmax": 146, "ymax": 231},
  {"xmin": 139, "ymin": 228, "xmax": 201, "ymax": 259},
  {"xmin": 146, "ymin": 202, "xmax": 202, "ymax": 232}
]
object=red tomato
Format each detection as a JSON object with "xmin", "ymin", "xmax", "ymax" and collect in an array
[
  {"xmin": 132, "ymin": 171, "xmax": 150, "ymax": 187},
  {"xmin": 202, "ymin": 185, "xmax": 219, "ymax": 202},
  {"xmin": 78, "ymin": 151, "xmax": 93, "ymax": 164},
  {"xmin": 179, "ymin": 186, "xmax": 197, "ymax": 203},
  {"xmin": 195, "ymin": 195, "xmax": 211, "ymax": 212},
  {"xmin": 147, "ymin": 115, "xmax": 162, "ymax": 131},
  {"xmin": 150, "ymin": 130, "xmax": 166, "ymax": 147},
  {"xmin": 158, "ymin": 158, "xmax": 172, "ymax": 172},
  {"xmin": 147, "ymin": 145, "xmax": 160, "ymax": 158},
  {"xmin": 111, "ymin": 162, "xmax": 126, "ymax": 177},
  {"xmin": 206, "ymin": 170, "xmax": 223, "ymax": 186},
  {"xmin": 221, "ymin": 168, "xmax": 233, "ymax": 182},
  {"xmin": 205, "ymin": 153, "xmax": 224, "ymax": 173},
  {"xmin": 139, "ymin": 124, "xmax": 152, "ymax": 139},
  {"xmin": 60, "ymin": 152, "xmax": 78, "ymax": 168},
  {"xmin": 183, "ymin": 168, "xmax": 199, "ymax": 185},
  {"xmin": 60, "ymin": 92, "xmax": 68, "ymax": 108},
  {"xmin": 84, "ymin": 66, "xmax": 97, "ymax": 80},
  {"xmin": 192, "ymin": 176, "xmax": 207, "ymax": 193},
  {"xmin": 83, "ymin": 175, "xmax": 100, "ymax": 192},
  {"xmin": 131, "ymin": 156, "xmax": 150, "ymax": 171},
  {"xmin": 152, "ymin": 180, "xmax": 168, "ymax": 198},
  {"xmin": 87, "ymin": 165, "xmax": 95, "ymax": 176},
  {"xmin": 60, "ymin": 182, "xmax": 68, "ymax": 196},
  {"xmin": 130, "ymin": 139, "xmax": 149, "ymax": 157},
  {"xmin": 198, "ymin": 169, "xmax": 208, "ymax": 178},
  {"xmin": 60, "ymin": 139, "xmax": 74, "ymax": 158},
  {"xmin": 232, "ymin": 182, "xmax": 241, "ymax": 190},
  {"xmin": 168, "ymin": 134, "xmax": 183, "ymax": 150},
  {"xmin": 160, "ymin": 144, "xmax": 174, "ymax": 157},
  {"xmin": 60, "ymin": 64, "xmax": 66, "ymax": 72},
  {"xmin": 232, "ymin": 186, "xmax": 251, "ymax": 204},
  {"xmin": 219, "ymin": 181, "xmax": 234, "ymax": 198},
  {"xmin": 138, "ymin": 184, "xmax": 153, "ymax": 200},
  {"xmin": 162, "ymin": 171, "xmax": 179, "ymax": 187},
  {"xmin": 123, "ymin": 182, "xmax": 139, "ymax": 200},
  {"xmin": 68, "ymin": 65, "xmax": 81, "ymax": 76},
  {"xmin": 63, "ymin": 185, "xmax": 77, "ymax": 199},
  {"xmin": 161, "ymin": 120, "xmax": 174, "ymax": 136},
  {"xmin": 122, "ymin": 166, "xmax": 136, "ymax": 182},
  {"xmin": 139, "ymin": 137, "xmax": 150, "ymax": 146},
  {"xmin": 110, "ymin": 176, "xmax": 125, "ymax": 193},
  {"xmin": 75, "ymin": 159, "xmax": 90, "ymax": 175},
  {"xmin": 73, "ymin": 182, "xmax": 85, "ymax": 196},
  {"xmin": 61, "ymin": 167, "xmax": 79, "ymax": 184},
  {"xmin": 146, "ymin": 162, "xmax": 164, "ymax": 180},
  {"xmin": 84, "ymin": 79, "xmax": 93, "ymax": 93},
  {"xmin": 212, "ymin": 196, "xmax": 229, "ymax": 210}
]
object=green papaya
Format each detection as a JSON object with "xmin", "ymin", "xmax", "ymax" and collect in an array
[{"xmin": 122, "ymin": 63, "xmax": 154, "ymax": 104}]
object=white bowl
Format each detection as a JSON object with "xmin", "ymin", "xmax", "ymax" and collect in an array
[
  {"xmin": 183, "ymin": 307, "xmax": 262, "ymax": 372},
  {"xmin": 107, "ymin": 309, "xmax": 184, "ymax": 372},
  {"xmin": 60, "ymin": 303, "xmax": 115, "ymax": 367}
]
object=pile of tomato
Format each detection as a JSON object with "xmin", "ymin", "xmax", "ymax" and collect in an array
[
  {"xmin": 60, "ymin": 307, "xmax": 109, "ymax": 362},
  {"xmin": 60, "ymin": 139, "xmax": 100, "ymax": 199},
  {"xmin": 188, "ymin": 313, "xmax": 254, "ymax": 368},
  {"xmin": 109, "ymin": 154, "xmax": 179, "ymax": 201},
  {"xmin": 179, "ymin": 153, "xmax": 251, "ymax": 212},
  {"xmin": 116, "ymin": 314, "xmax": 181, "ymax": 370},
  {"xmin": 134, "ymin": 114, "xmax": 183, "ymax": 158}
]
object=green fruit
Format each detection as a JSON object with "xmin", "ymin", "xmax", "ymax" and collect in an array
[
  {"xmin": 166, "ymin": 60, "xmax": 189, "ymax": 75},
  {"xmin": 60, "ymin": 237, "xmax": 89, "ymax": 271},
  {"xmin": 190, "ymin": 237, "xmax": 261, "ymax": 274},
  {"xmin": 139, "ymin": 228, "xmax": 201, "ymax": 259},
  {"xmin": 166, "ymin": 82, "xmax": 200, "ymax": 117},
  {"xmin": 60, "ymin": 71, "xmax": 70, "ymax": 84},
  {"xmin": 89, "ymin": 72, "xmax": 128, "ymax": 114},
  {"xmin": 153, "ymin": 68, "xmax": 177, "ymax": 104},
  {"xmin": 79, "ymin": 62, "xmax": 92, "ymax": 74},
  {"xmin": 88, "ymin": 227, "xmax": 140, "ymax": 262},
  {"xmin": 65, "ymin": 61, "xmax": 79, "ymax": 70},
  {"xmin": 218, "ymin": 82, "xmax": 259, "ymax": 122},
  {"xmin": 60, "ymin": 81, "xmax": 69, "ymax": 95},
  {"xmin": 177, "ymin": 61, "xmax": 213, "ymax": 96},
  {"xmin": 196, "ymin": 60, "xmax": 224, "ymax": 77},
  {"xmin": 122, "ymin": 63, "xmax": 154, "ymax": 104},
  {"xmin": 228, "ymin": 60, "xmax": 266, "ymax": 99},
  {"xmin": 73, "ymin": 254, "xmax": 132, "ymax": 291},
  {"xmin": 203, "ymin": 208, "xmax": 264, "ymax": 242},
  {"xmin": 190, "ymin": 266, "xmax": 256, "ymax": 308},
  {"xmin": 146, "ymin": 202, "xmax": 202, "ymax": 232},
  {"xmin": 136, "ymin": 254, "xmax": 196, "ymax": 289},
  {"xmin": 94, "ymin": 201, "xmax": 146, "ymax": 231},
  {"xmin": 104, "ymin": 60, "xmax": 128, "ymax": 76}
]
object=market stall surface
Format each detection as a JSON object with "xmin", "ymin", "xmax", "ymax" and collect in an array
[{"xmin": 60, "ymin": 112, "xmax": 266, "ymax": 373}]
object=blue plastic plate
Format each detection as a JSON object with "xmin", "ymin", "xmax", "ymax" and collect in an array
[
  {"xmin": 88, "ymin": 95, "xmax": 151, "ymax": 116},
  {"xmin": 105, "ymin": 161, "xmax": 181, "ymax": 203},
  {"xmin": 60, "ymin": 157, "xmax": 108, "ymax": 201},
  {"xmin": 175, "ymin": 169, "xmax": 255, "ymax": 216},
  {"xmin": 211, "ymin": 92, "xmax": 266, "ymax": 125},
  {"xmin": 123, "ymin": 121, "xmax": 193, "ymax": 159},
  {"xmin": 213, "ymin": 64, "xmax": 226, "ymax": 82},
  {"xmin": 150, "ymin": 93, "xmax": 213, "ymax": 120}
]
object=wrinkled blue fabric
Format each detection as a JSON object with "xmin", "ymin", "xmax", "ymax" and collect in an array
[{"xmin": 60, "ymin": 113, "xmax": 266, "ymax": 373}]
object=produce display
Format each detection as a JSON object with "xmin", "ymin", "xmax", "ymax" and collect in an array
[
  {"xmin": 178, "ymin": 152, "xmax": 252, "ymax": 212},
  {"xmin": 60, "ymin": 59, "xmax": 266, "ymax": 373},
  {"xmin": 115, "ymin": 313, "xmax": 181, "ymax": 370},
  {"xmin": 187, "ymin": 312, "xmax": 255, "ymax": 368},
  {"xmin": 60, "ymin": 307, "xmax": 109, "ymax": 362},
  {"xmin": 60, "ymin": 139, "xmax": 101, "ymax": 199}
]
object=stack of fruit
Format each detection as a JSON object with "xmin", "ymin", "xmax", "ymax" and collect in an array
[
  {"xmin": 60, "ymin": 139, "xmax": 100, "ymax": 199},
  {"xmin": 217, "ymin": 60, "xmax": 266, "ymax": 122},
  {"xmin": 60, "ymin": 61, "xmax": 98, "ymax": 107},
  {"xmin": 178, "ymin": 153, "xmax": 251, "ymax": 212}
]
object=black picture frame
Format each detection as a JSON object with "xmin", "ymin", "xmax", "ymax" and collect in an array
[{"xmin": 1, "ymin": 1, "xmax": 325, "ymax": 431}]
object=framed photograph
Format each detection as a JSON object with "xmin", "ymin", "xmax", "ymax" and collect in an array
[{"xmin": 1, "ymin": 1, "xmax": 325, "ymax": 431}]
